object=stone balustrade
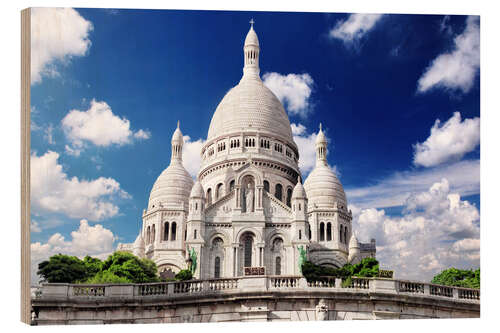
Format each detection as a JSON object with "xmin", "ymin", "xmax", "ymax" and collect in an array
[{"xmin": 34, "ymin": 276, "xmax": 479, "ymax": 304}]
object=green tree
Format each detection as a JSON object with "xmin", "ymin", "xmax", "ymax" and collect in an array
[
  {"xmin": 101, "ymin": 251, "xmax": 159, "ymax": 283},
  {"xmin": 83, "ymin": 255, "xmax": 103, "ymax": 277},
  {"xmin": 175, "ymin": 269, "xmax": 193, "ymax": 281},
  {"xmin": 37, "ymin": 254, "xmax": 88, "ymax": 283},
  {"xmin": 431, "ymin": 268, "xmax": 480, "ymax": 288},
  {"xmin": 300, "ymin": 257, "xmax": 380, "ymax": 282},
  {"xmin": 85, "ymin": 270, "xmax": 131, "ymax": 284}
]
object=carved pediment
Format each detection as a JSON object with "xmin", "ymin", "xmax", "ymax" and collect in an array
[
  {"xmin": 263, "ymin": 191, "xmax": 292, "ymax": 219},
  {"xmin": 205, "ymin": 190, "xmax": 235, "ymax": 219}
]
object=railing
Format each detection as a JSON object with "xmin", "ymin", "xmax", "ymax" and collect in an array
[
  {"xmin": 307, "ymin": 276, "xmax": 337, "ymax": 288},
  {"xmin": 208, "ymin": 278, "xmax": 238, "ymax": 291},
  {"xmin": 173, "ymin": 280, "xmax": 203, "ymax": 294},
  {"xmin": 72, "ymin": 285, "xmax": 105, "ymax": 297},
  {"xmin": 270, "ymin": 276, "xmax": 300, "ymax": 288},
  {"xmin": 37, "ymin": 276, "xmax": 479, "ymax": 303},
  {"xmin": 429, "ymin": 284, "xmax": 454, "ymax": 298},
  {"xmin": 398, "ymin": 281, "xmax": 425, "ymax": 293},
  {"xmin": 458, "ymin": 287, "xmax": 480, "ymax": 300},
  {"xmin": 342, "ymin": 277, "xmax": 370, "ymax": 289},
  {"xmin": 138, "ymin": 283, "xmax": 169, "ymax": 296}
]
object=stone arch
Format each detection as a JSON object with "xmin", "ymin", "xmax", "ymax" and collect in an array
[
  {"xmin": 235, "ymin": 167, "xmax": 263, "ymax": 187},
  {"xmin": 207, "ymin": 230, "xmax": 231, "ymax": 246},
  {"xmin": 314, "ymin": 255, "xmax": 347, "ymax": 269},
  {"xmin": 235, "ymin": 227, "xmax": 263, "ymax": 244},
  {"xmin": 266, "ymin": 229, "xmax": 289, "ymax": 246}
]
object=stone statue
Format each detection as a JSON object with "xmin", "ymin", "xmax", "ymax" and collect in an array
[
  {"xmin": 297, "ymin": 245, "xmax": 307, "ymax": 273},
  {"xmin": 244, "ymin": 182, "xmax": 254, "ymax": 213},
  {"xmin": 315, "ymin": 299, "xmax": 329, "ymax": 321},
  {"xmin": 189, "ymin": 247, "xmax": 197, "ymax": 275}
]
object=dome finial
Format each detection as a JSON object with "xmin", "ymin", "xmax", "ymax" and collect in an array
[
  {"xmin": 177, "ymin": 120, "xmax": 180, "ymax": 129},
  {"xmin": 319, "ymin": 123, "xmax": 323, "ymax": 132},
  {"xmin": 249, "ymin": 18, "xmax": 255, "ymax": 28}
]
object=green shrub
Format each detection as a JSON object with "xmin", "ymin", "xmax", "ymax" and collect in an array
[
  {"xmin": 84, "ymin": 270, "xmax": 131, "ymax": 284},
  {"xmin": 301, "ymin": 257, "xmax": 380, "ymax": 282},
  {"xmin": 431, "ymin": 268, "xmax": 480, "ymax": 288},
  {"xmin": 175, "ymin": 269, "xmax": 193, "ymax": 281}
]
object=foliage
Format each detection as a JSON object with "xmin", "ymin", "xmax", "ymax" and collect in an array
[
  {"xmin": 101, "ymin": 251, "xmax": 159, "ymax": 283},
  {"xmin": 38, "ymin": 251, "xmax": 160, "ymax": 284},
  {"xmin": 84, "ymin": 270, "xmax": 131, "ymax": 284},
  {"xmin": 37, "ymin": 254, "xmax": 88, "ymax": 283},
  {"xmin": 431, "ymin": 268, "xmax": 480, "ymax": 288},
  {"xmin": 175, "ymin": 269, "xmax": 193, "ymax": 281},
  {"xmin": 301, "ymin": 257, "xmax": 380, "ymax": 282}
]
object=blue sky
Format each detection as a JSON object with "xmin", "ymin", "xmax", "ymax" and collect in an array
[{"xmin": 30, "ymin": 8, "xmax": 480, "ymax": 282}]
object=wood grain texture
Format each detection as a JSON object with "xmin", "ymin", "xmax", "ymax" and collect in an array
[{"xmin": 20, "ymin": 7, "xmax": 31, "ymax": 325}]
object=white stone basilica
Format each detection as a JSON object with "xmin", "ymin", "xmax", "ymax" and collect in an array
[{"xmin": 118, "ymin": 23, "xmax": 376, "ymax": 279}]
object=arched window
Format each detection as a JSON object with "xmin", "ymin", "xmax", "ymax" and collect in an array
[
  {"xmin": 152, "ymin": 224, "xmax": 156, "ymax": 243},
  {"xmin": 275, "ymin": 257, "xmax": 281, "ymax": 275},
  {"xmin": 244, "ymin": 234, "xmax": 253, "ymax": 267},
  {"xmin": 164, "ymin": 222, "xmax": 169, "ymax": 241},
  {"xmin": 286, "ymin": 188, "xmax": 292, "ymax": 207},
  {"xmin": 327, "ymin": 223, "xmax": 332, "ymax": 241},
  {"xmin": 171, "ymin": 222, "xmax": 177, "ymax": 241},
  {"xmin": 229, "ymin": 180, "xmax": 235, "ymax": 192},
  {"xmin": 216, "ymin": 183, "xmax": 223, "ymax": 200},
  {"xmin": 206, "ymin": 188, "xmax": 212, "ymax": 205},
  {"xmin": 344, "ymin": 226, "xmax": 348, "ymax": 244},
  {"xmin": 299, "ymin": 230, "xmax": 302, "ymax": 240},
  {"xmin": 275, "ymin": 183, "xmax": 283, "ymax": 201},
  {"xmin": 214, "ymin": 257, "xmax": 221, "ymax": 278},
  {"xmin": 212, "ymin": 237, "xmax": 223, "ymax": 248},
  {"xmin": 339, "ymin": 225, "xmax": 343, "ymax": 243},
  {"xmin": 320, "ymin": 222, "xmax": 325, "ymax": 242},
  {"xmin": 194, "ymin": 229, "xmax": 197, "ymax": 239},
  {"xmin": 146, "ymin": 226, "xmax": 151, "ymax": 244},
  {"xmin": 263, "ymin": 180, "xmax": 270, "ymax": 192},
  {"xmin": 184, "ymin": 229, "xmax": 187, "ymax": 241}
]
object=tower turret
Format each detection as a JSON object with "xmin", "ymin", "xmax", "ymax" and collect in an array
[{"xmin": 242, "ymin": 19, "xmax": 260, "ymax": 80}]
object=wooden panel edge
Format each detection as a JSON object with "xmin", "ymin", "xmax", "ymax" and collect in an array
[{"xmin": 20, "ymin": 7, "xmax": 31, "ymax": 325}]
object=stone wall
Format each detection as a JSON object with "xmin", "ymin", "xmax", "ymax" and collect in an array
[{"xmin": 31, "ymin": 276, "xmax": 479, "ymax": 325}]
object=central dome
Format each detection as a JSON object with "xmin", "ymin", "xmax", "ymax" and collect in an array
[{"xmin": 207, "ymin": 79, "xmax": 294, "ymax": 143}]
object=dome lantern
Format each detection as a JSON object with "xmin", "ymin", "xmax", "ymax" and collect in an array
[
  {"xmin": 242, "ymin": 19, "xmax": 260, "ymax": 80},
  {"xmin": 315, "ymin": 123, "xmax": 328, "ymax": 166}
]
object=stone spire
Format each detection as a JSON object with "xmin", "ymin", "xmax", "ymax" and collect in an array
[
  {"xmin": 242, "ymin": 19, "xmax": 260, "ymax": 80},
  {"xmin": 315, "ymin": 123, "xmax": 327, "ymax": 166},
  {"xmin": 171, "ymin": 120, "xmax": 184, "ymax": 163}
]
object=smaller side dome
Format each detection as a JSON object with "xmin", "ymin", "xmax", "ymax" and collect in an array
[
  {"xmin": 292, "ymin": 176, "xmax": 307, "ymax": 199},
  {"xmin": 349, "ymin": 234, "xmax": 360, "ymax": 249},
  {"xmin": 190, "ymin": 180, "xmax": 205, "ymax": 199},
  {"xmin": 133, "ymin": 233, "xmax": 145, "ymax": 249}
]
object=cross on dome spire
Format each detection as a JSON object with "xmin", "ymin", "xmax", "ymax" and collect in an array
[
  {"xmin": 249, "ymin": 18, "xmax": 255, "ymax": 27},
  {"xmin": 242, "ymin": 20, "xmax": 260, "ymax": 80}
]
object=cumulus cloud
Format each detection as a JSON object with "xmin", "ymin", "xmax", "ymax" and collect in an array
[
  {"xmin": 31, "ymin": 150, "xmax": 130, "ymax": 221},
  {"xmin": 62, "ymin": 99, "xmax": 150, "ymax": 153},
  {"xmin": 291, "ymin": 123, "xmax": 318, "ymax": 175},
  {"xmin": 31, "ymin": 220, "xmax": 42, "ymax": 233},
  {"xmin": 31, "ymin": 219, "xmax": 116, "ymax": 284},
  {"xmin": 346, "ymin": 159, "xmax": 479, "ymax": 209},
  {"xmin": 329, "ymin": 13, "xmax": 383, "ymax": 43},
  {"xmin": 182, "ymin": 135, "xmax": 205, "ymax": 178},
  {"xmin": 263, "ymin": 72, "xmax": 314, "ymax": 117},
  {"xmin": 417, "ymin": 16, "xmax": 479, "ymax": 94},
  {"xmin": 350, "ymin": 178, "xmax": 479, "ymax": 281},
  {"xmin": 413, "ymin": 112, "xmax": 480, "ymax": 167},
  {"xmin": 31, "ymin": 8, "xmax": 93, "ymax": 84}
]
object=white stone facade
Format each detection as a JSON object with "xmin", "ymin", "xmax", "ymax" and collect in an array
[{"xmin": 118, "ymin": 23, "xmax": 376, "ymax": 279}]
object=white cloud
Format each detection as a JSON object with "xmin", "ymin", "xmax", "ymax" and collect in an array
[
  {"xmin": 329, "ymin": 13, "xmax": 383, "ymax": 43},
  {"xmin": 31, "ymin": 8, "xmax": 93, "ymax": 84},
  {"xmin": 291, "ymin": 123, "xmax": 318, "ymax": 175},
  {"xmin": 31, "ymin": 220, "xmax": 42, "ymax": 233},
  {"xmin": 417, "ymin": 16, "xmax": 479, "ymax": 94},
  {"xmin": 133, "ymin": 129, "xmax": 151, "ymax": 140},
  {"xmin": 62, "ymin": 99, "xmax": 150, "ymax": 153},
  {"xmin": 413, "ymin": 112, "xmax": 480, "ymax": 167},
  {"xmin": 31, "ymin": 219, "xmax": 116, "ymax": 284},
  {"xmin": 182, "ymin": 135, "xmax": 205, "ymax": 178},
  {"xmin": 31, "ymin": 150, "xmax": 130, "ymax": 221},
  {"xmin": 263, "ymin": 72, "xmax": 314, "ymax": 117},
  {"xmin": 44, "ymin": 123, "xmax": 55, "ymax": 145},
  {"xmin": 346, "ymin": 159, "xmax": 479, "ymax": 209},
  {"xmin": 350, "ymin": 178, "xmax": 479, "ymax": 281}
]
